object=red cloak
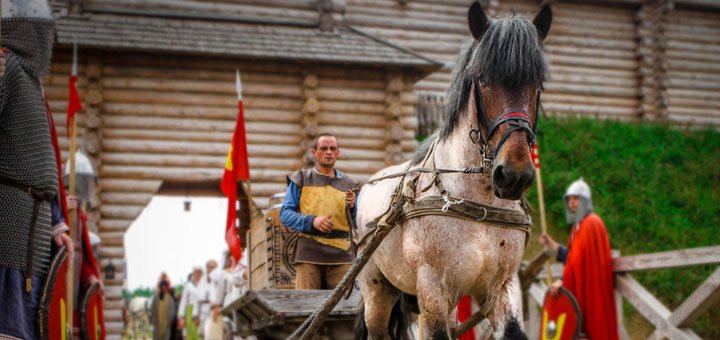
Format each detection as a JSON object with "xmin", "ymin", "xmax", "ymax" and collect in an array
[{"xmin": 562, "ymin": 213, "xmax": 618, "ymax": 340}]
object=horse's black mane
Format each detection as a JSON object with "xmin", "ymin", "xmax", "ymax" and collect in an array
[{"xmin": 411, "ymin": 13, "xmax": 547, "ymax": 166}]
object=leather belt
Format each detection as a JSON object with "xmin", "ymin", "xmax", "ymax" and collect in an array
[{"xmin": 305, "ymin": 230, "xmax": 350, "ymax": 239}]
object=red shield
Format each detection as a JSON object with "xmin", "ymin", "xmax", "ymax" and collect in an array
[
  {"xmin": 81, "ymin": 282, "xmax": 103, "ymax": 340},
  {"xmin": 540, "ymin": 287, "xmax": 581, "ymax": 340},
  {"xmin": 38, "ymin": 246, "xmax": 72, "ymax": 340}
]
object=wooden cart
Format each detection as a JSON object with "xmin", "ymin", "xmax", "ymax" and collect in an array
[{"xmin": 224, "ymin": 193, "xmax": 360, "ymax": 339}]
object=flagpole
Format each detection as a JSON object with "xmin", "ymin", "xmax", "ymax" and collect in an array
[
  {"xmin": 67, "ymin": 42, "xmax": 79, "ymax": 334},
  {"xmin": 236, "ymin": 69, "xmax": 254, "ymax": 230},
  {"xmin": 532, "ymin": 145, "xmax": 553, "ymax": 287}
]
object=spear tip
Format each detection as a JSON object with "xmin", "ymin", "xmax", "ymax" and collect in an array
[{"xmin": 236, "ymin": 69, "xmax": 243, "ymax": 100}]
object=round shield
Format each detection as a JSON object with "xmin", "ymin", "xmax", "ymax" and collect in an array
[
  {"xmin": 81, "ymin": 282, "xmax": 103, "ymax": 340},
  {"xmin": 38, "ymin": 246, "xmax": 71, "ymax": 340},
  {"xmin": 540, "ymin": 287, "xmax": 581, "ymax": 340}
]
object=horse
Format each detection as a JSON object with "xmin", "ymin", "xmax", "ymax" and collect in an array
[{"xmin": 354, "ymin": 2, "xmax": 552, "ymax": 339}]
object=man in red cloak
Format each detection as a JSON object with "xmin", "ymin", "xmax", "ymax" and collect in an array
[{"xmin": 540, "ymin": 178, "xmax": 619, "ymax": 340}]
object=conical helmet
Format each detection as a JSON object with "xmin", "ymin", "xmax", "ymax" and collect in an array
[
  {"xmin": 564, "ymin": 178, "xmax": 591, "ymax": 200},
  {"xmin": 563, "ymin": 178, "xmax": 593, "ymax": 224}
]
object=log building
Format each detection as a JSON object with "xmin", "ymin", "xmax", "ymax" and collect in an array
[{"xmin": 43, "ymin": 0, "xmax": 719, "ymax": 338}]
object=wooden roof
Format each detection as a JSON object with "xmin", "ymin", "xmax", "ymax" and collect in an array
[{"xmin": 55, "ymin": 12, "xmax": 441, "ymax": 73}]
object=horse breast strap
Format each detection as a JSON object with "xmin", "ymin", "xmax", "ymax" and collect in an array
[{"xmin": 400, "ymin": 195, "xmax": 532, "ymax": 236}]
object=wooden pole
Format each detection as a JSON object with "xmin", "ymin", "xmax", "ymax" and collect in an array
[
  {"xmin": 531, "ymin": 145, "xmax": 553, "ymax": 287},
  {"xmin": 66, "ymin": 42, "xmax": 78, "ymax": 334}
]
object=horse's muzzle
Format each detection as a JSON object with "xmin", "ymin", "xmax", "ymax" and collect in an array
[{"xmin": 492, "ymin": 162, "xmax": 535, "ymax": 200}]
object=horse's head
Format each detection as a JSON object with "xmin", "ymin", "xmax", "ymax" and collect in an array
[{"xmin": 466, "ymin": 2, "xmax": 552, "ymax": 200}]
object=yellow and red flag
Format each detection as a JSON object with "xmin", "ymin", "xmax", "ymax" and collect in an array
[
  {"xmin": 220, "ymin": 70, "xmax": 250, "ymax": 262},
  {"xmin": 67, "ymin": 44, "xmax": 82, "ymax": 133}
]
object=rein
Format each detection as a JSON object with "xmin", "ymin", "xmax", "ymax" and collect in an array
[
  {"xmin": 470, "ymin": 80, "xmax": 540, "ymax": 170},
  {"xmin": 361, "ymin": 138, "xmax": 532, "ymax": 249}
]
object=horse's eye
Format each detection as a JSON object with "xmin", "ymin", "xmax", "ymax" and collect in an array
[{"xmin": 479, "ymin": 78, "xmax": 488, "ymax": 87}]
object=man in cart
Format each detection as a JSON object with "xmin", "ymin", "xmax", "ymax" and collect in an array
[{"xmin": 280, "ymin": 133, "xmax": 359, "ymax": 290}]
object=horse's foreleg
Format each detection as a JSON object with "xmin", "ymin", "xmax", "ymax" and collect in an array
[
  {"xmin": 485, "ymin": 274, "xmax": 527, "ymax": 340},
  {"xmin": 359, "ymin": 258, "xmax": 402, "ymax": 340},
  {"xmin": 416, "ymin": 265, "xmax": 452, "ymax": 340}
]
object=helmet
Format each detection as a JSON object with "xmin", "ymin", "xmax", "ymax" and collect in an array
[
  {"xmin": 1, "ymin": 0, "xmax": 55, "ymax": 78},
  {"xmin": 64, "ymin": 151, "xmax": 96, "ymax": 177},
  {"xmin": 1, "ymin": 0, "xmax": 53, "ymax": 20},
  {"xmin": 63, "ymin": 151, "xmax": 97, "ymax": 204},
  {"xmin": 563, "ymin": 178, "xmax": 593, "ymax": 224},
  {"xmin": 564, "ymin": 178, "xmax": 591, "ymax": 200}
]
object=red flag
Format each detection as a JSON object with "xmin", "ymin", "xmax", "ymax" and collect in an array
[
  {"xmin": 66, "ymin": 75, "xmax": 82, "ymax": 133},
  {"xmin": 67, "ymin": 45, "xmax": 82, "ymax": 133},
  {"xmin": 456, "ymin": 295, "xmax": 476, "ymax": 340},
  {"xmin": 221, "ymin": 95, "xmax": 250, "ymax": 262},
  {"xmin": 531, "ymin": 144, "xmax": 541, "ymax": 169}
]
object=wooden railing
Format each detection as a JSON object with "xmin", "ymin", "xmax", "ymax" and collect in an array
[{"xmin": 523, "ymin": 245, "xmax": 720, "ymax": 340}]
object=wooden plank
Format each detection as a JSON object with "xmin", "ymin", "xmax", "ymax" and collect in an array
[
  {"xmin": 526, "ymin": 289, "xmax": 542, "ymax": 339},
  {"xmin": 647, "ymin": 266, "xmax": 720, "ymax": 340},
  {"xmin": 613, "ymin": 246, "xmax": 720, "ymax": 272},
  {"xmin": 254, "ymin": 289, "xmax": 361, "ymax": 318},
  {"xmin": 615, "ymin": 274, "xmax": 700, "ymax": 340}
]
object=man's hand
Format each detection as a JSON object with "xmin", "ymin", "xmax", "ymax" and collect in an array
[
  {"xmin": 67, "ymin": 195, "xmax": 78, "ymax": 210},
  {"xmin": 89, "ymin": 275, "xmax": 105, "ymax": 295},
  {"xmin": 539, "ymin": 233, "xmax": 559, "ymax": 252},
  {"xmin": 54, "ymin": 232, "xmax": 74, "ymax": 265},
  {"xmin": 0, "ymin": 50, "xmax": 5, "ymax": 79},
  {"xmin": 548, "ymin": 279, "xmax": 563, "ymax": 297},
  {"xmin": 178, "ymin": 318, "xmax": 185, "ymax": 329},
  {"xmin": 312, "ymin": 215, "xmax": 333, "ymax": 233},
  {"xmin": 345, "ymin": 190, "xmax": 356, "ymax": 208}
]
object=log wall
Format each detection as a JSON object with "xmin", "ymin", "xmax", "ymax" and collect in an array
[
  {"xmin": 346, "ymin": 0, "xmax": 719, "ymax": 127},
  {"xmin": 662, "ymin": 7, "xmax": 720, "ymax": 125},
  {"xmin": 45, "ymin": 48, "xmax": 418, "ymax": 338}
]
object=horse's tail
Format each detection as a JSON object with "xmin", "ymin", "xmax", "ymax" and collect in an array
[{"xmin": 354, "ymin": 294, "xmax": 417, "ymax": 340}]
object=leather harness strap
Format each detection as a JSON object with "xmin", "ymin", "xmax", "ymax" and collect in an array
[
  {"xmin": 400, "ymin": 196, "xmax": 532, "ymax": 236},
  {"xmin": 0, "ymin": 174, "xmax": 55, "ymax": 292}
]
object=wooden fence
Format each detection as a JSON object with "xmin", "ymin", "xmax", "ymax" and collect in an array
[{"xmin": 523, "ymin": 245, "xmax": 720, "ymax": 339}]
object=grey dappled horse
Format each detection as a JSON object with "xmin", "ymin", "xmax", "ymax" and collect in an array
[{"xmin": 355, "ymin": 3, "xmax": 552, "ymax": 339}]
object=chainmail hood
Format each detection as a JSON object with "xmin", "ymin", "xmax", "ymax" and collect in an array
[
  {"xmin": 564, "ymin": 178, "xmax": 593, "ymax": 225},
  {"xmin": 1, "ymin": 17, "xmax": 56, "ymax": 78}
]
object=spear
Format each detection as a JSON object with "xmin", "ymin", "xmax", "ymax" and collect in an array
[
  {"xmin": 66, "ymin": 42, "xmax": 81, "ymax": 333},
  {"xmin": 531, "ymin": 144, "xmax": 553, "ymax": 287},
  {"xmin": 236, "ymin": 70, "xmax": 253, "ymax": 204}
]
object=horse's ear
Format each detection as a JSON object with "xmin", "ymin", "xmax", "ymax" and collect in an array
[
  {"xmin": 468, "ymin": 1, "xmax": 490, "ymax": 41},
  {"xmin": 533, "ymin": 5, "xmax": 552, "ymax": 41}
]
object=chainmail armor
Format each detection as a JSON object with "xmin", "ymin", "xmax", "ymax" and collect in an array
[
  {"xmin": 1, "ymin": 18, "xmax": 55, "ymax": 78},
  {"xmin": 0, "ymin": 46, "xmax": 58, "ymax": 278}
]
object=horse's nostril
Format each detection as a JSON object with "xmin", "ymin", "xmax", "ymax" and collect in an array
[{"xmin": 493, "ymin": 165, "xmax": 508, "ymax": 186}]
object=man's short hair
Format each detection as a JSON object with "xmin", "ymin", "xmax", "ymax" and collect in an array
[{"xmin": 312, "ymin": 133, "xmax": 339, "ymax": 149}]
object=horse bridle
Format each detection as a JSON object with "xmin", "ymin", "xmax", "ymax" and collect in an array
[{"xmin": 470, "ymin": 80, "xmax": 540, "ymax": 172}]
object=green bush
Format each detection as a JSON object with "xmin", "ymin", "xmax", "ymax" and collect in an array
[{"xmin": 524, "ymin": 117, "xmax": 720, "ymax": 337}]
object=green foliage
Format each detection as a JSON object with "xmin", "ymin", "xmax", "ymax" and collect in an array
[
  {"xmin": 130, "ymin": 286, "xmax": 154, "ymax": 298},
  {"xmin": 523, "ymin": 117, "xmax": 720, "ymax": 337}
]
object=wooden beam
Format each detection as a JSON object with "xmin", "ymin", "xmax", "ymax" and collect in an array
[
  {"xmin": 613, "ymin": 246, "xmax": 720, "ymax": 272},
  {"xmin": 615, "ymin": 274, "xmax": 701, "ymax": 340},
  {"xmin": 647, "ymin": 266, "xmax": 720, "ymax": 340},
  {"xmin": 674, "ymin": 0, "xmax": 720, "ymax": 10}
]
